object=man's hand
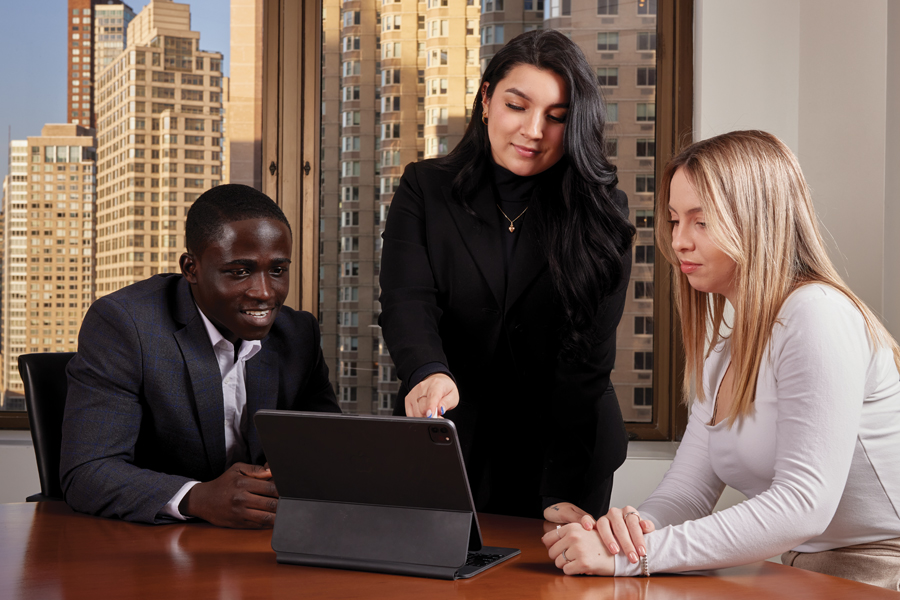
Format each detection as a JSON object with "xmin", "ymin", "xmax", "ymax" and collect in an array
[
  {"xmin": 405, "ymin": 373, "xmax": 459, "ymax": 418},
  {"xmin": 180, "ymin": 462, "xmax": 279, "ymax": 529}
]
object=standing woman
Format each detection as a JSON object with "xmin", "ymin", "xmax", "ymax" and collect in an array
[
  {"xmin": 379, "ymin": 30, "xmax": 635, "ymax": 521},
  {"xmin": 544, "ymin": 130, "xmax": 900, "ymax": 590}
]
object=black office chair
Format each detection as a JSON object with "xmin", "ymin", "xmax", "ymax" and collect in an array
[{"xmin": 18, "ymin": 352, "xmax": 76, "ymax": 502}]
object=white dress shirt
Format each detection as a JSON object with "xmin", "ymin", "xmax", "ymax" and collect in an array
[{"xmin": 159, "ymin": 307, "xmax": 263, "ymax": 520}]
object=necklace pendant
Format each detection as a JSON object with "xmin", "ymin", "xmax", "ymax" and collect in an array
[{"xmin": 508, "ymin": 225, "xmax": 515, "ymax": 233}]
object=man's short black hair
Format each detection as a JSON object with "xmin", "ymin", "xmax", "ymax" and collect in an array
[{"xmin": 184, "ymin": 184, "xmax": 292, "ymax": 255}]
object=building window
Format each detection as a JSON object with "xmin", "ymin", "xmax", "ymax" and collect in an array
[
  {"xmin": 635, "ymin": 209, "xmax": 654, "ymax": 229},
  {"xmin": 604, "ymin": 103, "xmax": 618, "ymax": 123},
  {"xmin": 634, "ymin": 281, "xmax": 654, "ymax": 300},
  {"xmin": 634, "ymin": 351, "xmax": 653, "ymax": 371},
  {"xmin": 637, "ymin": 67, "xmax": 657, "ymax": 87},
  {"xmin": 637, "ymin": 0, "xmax": 657, "ymax": 16},
  {"xmin": 637, "ymin": 31, "xmax": 657, "ymax": 51},
  {"xmin": 636, "ymin": 138, "xmax": 655, "ymax": 157},
  {"xmin": 635, "ymin": 174, "xmax": 655, "ymax": 193},
  {"xmin": 634, "ymin": 316, "xmax": 653, "ymax": 336},
  {"xmin": 597, "ymin": 0, "xmax": 618, "ymax": 14},
  {"xmin": 635, "ymin": 244, "xmax": 654, "ymax": 264},
  {"xmin": 597, "ymin": 32, "xmax": 619, "ymax": 51},
  {"xmin": 634, "ymin": 387, "xmax": 653, "ymax": 407},
  {"xmin": 597, "ymin": 67, "xmax": 618, "ymax": 87},
  {"xmin": 636, "ymin": 103, "xmax": 655, "ymax": 122},
  {"xmin": 381, "ymin": 123, "xmax": 401, "ymax": 139}
]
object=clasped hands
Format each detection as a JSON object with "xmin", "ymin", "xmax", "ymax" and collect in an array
[
  {"xmin": 542, "ymin": 503, "xmax": 655, "ymax": 576},
  {"xmin": 180, "ymin": 462, "xmax": 279, "ymax": 529}
]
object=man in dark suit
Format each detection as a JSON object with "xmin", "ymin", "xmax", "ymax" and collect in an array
[{"xmin": 60, "ymin": 184, "xmax": 339, "ymax": 527}]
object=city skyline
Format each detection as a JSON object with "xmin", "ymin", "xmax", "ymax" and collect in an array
[{"xmin": 0, "ymin": 0, "xmax": 230, "ymax": 179}]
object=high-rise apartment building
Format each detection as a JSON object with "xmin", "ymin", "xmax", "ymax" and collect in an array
[
  {"xmin": 94, "ymin": 2, "xmax": 137, "ymax": 79},
  {"xmin": 319, "ymin": 0, "xmax": 481, "ymax": 414},
  {"xmin": 94, "ymin": 0, "xmax": 225, "ymax": 297},
  {"xmin": 0, "ymin": 126, "xmax": 96, "ymax": 406},
  {"xmin": 2, "ymin": 141, "xmax": 29, "ymax": 406},
  {"xmin": 68, "ymin": 0, "xmax": 97, "ymax": 128},
  {"xmin": 540, "ymin": 0, "xmax": 658, "ymax": 422}
]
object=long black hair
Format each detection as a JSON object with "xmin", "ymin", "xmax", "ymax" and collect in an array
[{"xmin": 437, "ymin": 30, "xmax": 635, "ymax": 362}]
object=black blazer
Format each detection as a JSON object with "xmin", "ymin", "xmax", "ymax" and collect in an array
[
  {"xmin": 60, "ymin": 274, "xmax": 339, "ymax": 524},
  {"xmin": 380, "ymin": 160, "xmax": 630, "ymax": 518}
]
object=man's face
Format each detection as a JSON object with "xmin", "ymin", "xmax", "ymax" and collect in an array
[{"xmin": 181, "ymin": 218, "xmax": 292, "ymax": 345}]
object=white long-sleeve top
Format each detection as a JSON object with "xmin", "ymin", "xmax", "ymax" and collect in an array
[{"xmin": 615, "ymin": 284, "xmax": 900, "ymax": 576}]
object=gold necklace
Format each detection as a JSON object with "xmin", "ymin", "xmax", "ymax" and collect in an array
[{"xmin": 496, "ymin": 204, "xmax": 528, "ymax": 233}]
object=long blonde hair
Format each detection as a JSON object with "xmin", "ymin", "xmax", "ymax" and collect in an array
[{"xmin": 655, "ymin": 130, "xmax": 900, "ymax": 426}]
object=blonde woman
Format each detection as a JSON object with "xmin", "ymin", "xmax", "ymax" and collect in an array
[{"xmin": 543, "ymin": 130, "xmax": 900, "ymax": 590}]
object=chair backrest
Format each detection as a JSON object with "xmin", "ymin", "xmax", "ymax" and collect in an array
[{"xmin": 18, "ymin": 352, "xmax": 76, "ymax": 501}]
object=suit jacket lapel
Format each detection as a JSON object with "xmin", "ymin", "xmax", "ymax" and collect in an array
[
  {"xmin": 244, "ymin": 341, "xmax": 279, "ymax": 462},
  {"xmin": 172, "ymin": 279, "xmax": 227, "ymax": 476},
  {"xmin": 444, "ymin": 179, "xmax": 506, "ymax": 308}
]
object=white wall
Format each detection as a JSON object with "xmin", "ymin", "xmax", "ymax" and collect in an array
[{"xmin": 695, "ymin": 0, "xmax": 900, "ymax": 337}]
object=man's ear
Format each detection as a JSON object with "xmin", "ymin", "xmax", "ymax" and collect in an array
[{"xmin": 180, "ymin": 252, "xmax": 198, "ymax": 283}]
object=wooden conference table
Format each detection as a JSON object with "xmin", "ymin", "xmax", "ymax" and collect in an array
[{"xmin": 1, "ymin": 501, "xmax": 893, "ymax": 599}]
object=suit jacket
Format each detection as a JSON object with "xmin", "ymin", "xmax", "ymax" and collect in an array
[
  {"xmin": 379, "ymin": 160, "xmax": 630, "ymax": 518},
  {"xmin": 60, "ymin": 274, "xmax": 339, "ymax": 524}
]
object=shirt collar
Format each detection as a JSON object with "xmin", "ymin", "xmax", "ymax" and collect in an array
[{"xmin": 195, "ymin": 304, "xmax": 263, "ymax": 361}]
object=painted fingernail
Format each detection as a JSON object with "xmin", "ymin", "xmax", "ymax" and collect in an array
[
  {"xmin": 629, "ymin": 552, "xmax": 638, "ymax": 564},
  {"xmin": 639, "ymin": 546, "xmax": 646, "ymax": 557},
  {"xmin": 440, "ymin": 406, "xmax": 445, "ymax": 415},
  {"xmin": 610, "ymin": 543, "xmax": 619, "ymax": 554},
  {"xmin": 426, "ymin": 409, "xmax": 433, "ymax": 418}
]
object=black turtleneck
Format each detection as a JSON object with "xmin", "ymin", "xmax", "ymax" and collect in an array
[{"xmin": 491, "ymin": 161, "xmax": 542, "ymax": 273}]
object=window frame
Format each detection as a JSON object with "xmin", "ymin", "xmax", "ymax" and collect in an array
[{"xmin": 0, "ymin": 0, "xmax": 693, "ymax": 441}]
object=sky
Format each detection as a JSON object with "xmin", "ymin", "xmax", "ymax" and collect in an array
[{"xmin": 0, "ymin": 0, "xmax": 230, "ymax": 186}]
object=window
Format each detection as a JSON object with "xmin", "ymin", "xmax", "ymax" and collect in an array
[
  {"xmin": 381, "ymin": 123, "xmax": 401, "ymax": 139},
  {"xmin": 636, "ymin": 174, "xmax": 655, "ymax": 193},
  {"xmin": 634, "ymin": 351, "xmax": 653, "ymax": 371},
  {"xmin": 339, "ymin": 286, "xmax": 359, "ymax": 302},
  {"xmin": 605, "ymin": 103, "xmax": 618, "ymax": 122},
  {"xmin": 342, "ymin": 211, "xmax": 360, "ymax": 226},
  {"xmin": 340, "ymin": 361, "xmax": 357, "ymax": 376},
  {"xmin": 343, "ymin": 11, "xmax": 360, "ymax": 27},
  {"xmin": 636, "ymin": 138, "xmax": 655, "ymax": 157},
  {"xmin": 637, "ymin": 67, "xmax": 657, "ymax": 87},
  {"xmin": 636, "ymin": 103, "xmax": 655, "ymax": 122},
  {"xmin": 637, "ymin": 32, "xmax": 657, "ymax": 51},
  {"xmin": 343, "ymin": 36, "xmax": 360, "ymax": 52},
  {"xmin": 635, "ymin": 245, "xmax": 654, "ymax": 263},
  {"xmin": 382, "ymin": 96, "xmax": 401, "ymax": 113},
  {"xmin": 637, "ymin": 0, "xmax": 657, "ymax": 16},
  {"xmin": 382, "ymin": 14, "xmax": 401, "ymax": 31},
  {"xmin": 597, "ymin": 67, "xmax": 618, "ymax": 87},
  {"xmin": 634, "ymin": 387, "xmax": 653, "ymax": 407},
  {"xmin": 340, "ymin": 386, "xmax": 358, "ymax": 402},
  {"xmin": 634, "ymin": 281, "xmax": 654, "ymax": 299},
  {"xmin": 597, "ymin": 0, "xmax": 619, "ymax": 14},
  {"xmin": 634, "ymin": 316, "xmax": 653, "ymax": 335},
  {"xmin": 597, "ymin": 32, "xmax": 618, "ymax": 51},
  {"xmin": 343, "ymin": 61, "xmax": 360, "ymax": 76},
  {"xmin": 381, "ymin": 69, "xmax": 400, "ymax": 86},
  {"xmin": 301, "ymin": 0, "xmax": 692, "ymax": 439},
  {"xmin": 635, "ymin": 209, "xmax": 654, "ymax": 229}
]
